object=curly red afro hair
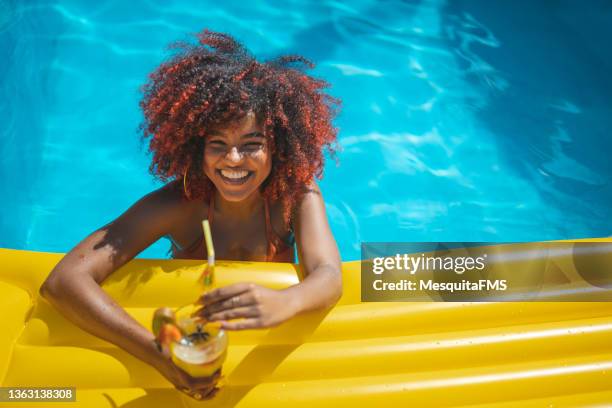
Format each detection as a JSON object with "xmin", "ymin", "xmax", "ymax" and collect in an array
[{"xmin": 139, "ymin": 29, "xmax": 340, "ymax": 225}]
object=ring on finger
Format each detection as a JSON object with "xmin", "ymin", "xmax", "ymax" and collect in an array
[{"xmin": 231, "ymin": 296, "xmax": 240, "ymax": 307}]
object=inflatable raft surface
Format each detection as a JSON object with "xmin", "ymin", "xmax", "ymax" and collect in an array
[{"xmin": 1, "ymin": 246, "xmax": 612, "ymax": 407}]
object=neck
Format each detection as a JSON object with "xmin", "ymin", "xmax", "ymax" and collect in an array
[{"xmin": 213, "ymin": 190, "xmax": 264, "ymax": 221}]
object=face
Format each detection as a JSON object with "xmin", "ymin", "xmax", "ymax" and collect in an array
[{"xmin": 203, "ymin": 112, "xmax": 271, "ymax": 202}]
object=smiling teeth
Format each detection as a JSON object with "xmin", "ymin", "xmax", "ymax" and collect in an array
[{"xmin": 221, "ymin": 169, "xmax": 249, "ymax": 179}]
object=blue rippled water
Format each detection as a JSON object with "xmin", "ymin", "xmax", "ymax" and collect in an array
[{"xmin": 1, "ymin": 0, "xmax": 611, "ymax": 260}]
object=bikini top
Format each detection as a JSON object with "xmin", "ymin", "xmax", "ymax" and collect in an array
[{"xmin": 169, "ymin": 193, "xmax": 295, "ymax": 262}]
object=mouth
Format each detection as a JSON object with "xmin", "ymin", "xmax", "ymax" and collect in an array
[{"xmin": 216, "ymin": 168, "xmax": 254, "ymax": 185}]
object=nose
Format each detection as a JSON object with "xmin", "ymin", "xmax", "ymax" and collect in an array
[{"xmin": 225, "ymin": 146, "xmax": 243, "ymax": 163}]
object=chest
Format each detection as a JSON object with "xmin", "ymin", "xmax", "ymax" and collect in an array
[
  {"xmin": 170, "ymin": 207, "xmax": 273, "ymax": 262},
  {"xmin": 209, "ymin": 214, "xmax": 270, "ymax": 261}
]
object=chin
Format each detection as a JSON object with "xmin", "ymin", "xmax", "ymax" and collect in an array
[
  {"xmin": 217, "ymin": 188, "xmax": 255, "ymax": 202},
  {"xmin": 213, "ymin": 179, "xmax": 260, "ymax": 202}
]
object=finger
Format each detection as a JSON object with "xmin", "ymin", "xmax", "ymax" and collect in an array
[
  {"xmin": 191, "ymin": 386, "xmax": 220, "ymax": 401},
  {"xmin": 189, "ymin": 372, "xmax": 221, "ymax": 400},
  {"xmin": 191, "ymin": 369, "xmax": 221, "ymax": 393},
  {"xmin": 176, "ymin": 386, "xmax": 190, "ymax": 395},
  {"xmin": 188, "ymin": 373, "xmax": 220, "ymax": 388},
  {"xmin": 208, "ymin": 305, "xmax": 260, "ymax": 322},
  {"xmin": 202, "ymin": 292, "xmax": 257, "ymax": 315},
  {"xmin": 182, "ymin": 375, "xmax": 218, "ymax": 394},
  {"xmin": 220, "ymin": 318, "xmax": 262, "ymax": 331},
  {"xmin": 190, "ymin": 307, "xmax": 206, "ymax": 319},
  {"xmin": 189, "ymin": 368, "xmax": 222, "ymax": 387},
  {"xmin": 177, "ymin": 385, "xmax": 204, "ymax": 400},
  {"xmin": 202, "ymin": 386, "xmax": 220, "ymax": 400},
  {"xmin": 197, "ymin": 283, "xmax": 255, "ymax": 305},
  {"xmin": 191, "ymin": 385, "xmax": 217, "ymax": 401},
  {"xmin": 198, "ymin": 283, "xmax": 252, "ymax": 306},
  {"xmin": 181, "ymin": 382, "xmax": 217, "ymax": 399}
]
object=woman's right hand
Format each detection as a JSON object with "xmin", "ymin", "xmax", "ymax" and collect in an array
[{"xmin": 153, "ymin": 343, "xmax": 222, "ymax": 400}]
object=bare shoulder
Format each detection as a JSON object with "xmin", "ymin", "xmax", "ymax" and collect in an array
[
  {"xmin": 103, "ymin": 180, "xmax": 199, "ymax": 240},
  {"xmin": 294, "ymin": 180, "xmax": 324, "ymax": 213},
  {"xmin": 269, "ymin": 182, "xmax": 322, "ymax": 230},
  {"xmin": 53, "ymin": 180, "xmax": 198, "ymax": 280},
  {"xmin": 144, "ymin": 179, "xmax": 186, "ymax": 207},
  {"xmin": 292, "ymin": 180, "xmax": 340, "ymax": 269},
  {"xmin": 140, "ymin": 180, "xmax": 203, "ymax": 228}
]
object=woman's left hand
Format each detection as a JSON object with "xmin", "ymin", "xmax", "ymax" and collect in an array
[{"xmin": 193, "ymin": 283, "xmax": 299, "ymax": 330}]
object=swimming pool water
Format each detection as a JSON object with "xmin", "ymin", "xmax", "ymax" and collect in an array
[{"xmin": 1, "ymin": 0, "xmax": 611, "ymax": 260}]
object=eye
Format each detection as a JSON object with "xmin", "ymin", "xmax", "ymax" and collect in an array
[
  {"xmin": 242, "ymin": 142, "xmax": 264, "ymax": 152},
  {"xmin": 207, "ymin": 140, "xmax": 227, "ymax": 150}
]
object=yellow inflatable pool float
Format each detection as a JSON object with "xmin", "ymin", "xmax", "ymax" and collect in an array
[{"xmin": 1, "ymin": 243, "xmax": 612, "ymax": 407}]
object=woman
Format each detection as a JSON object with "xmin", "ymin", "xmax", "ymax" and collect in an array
[{"xmin": 39, "ymin": 30, "xmax": 342, "ymax": 400}]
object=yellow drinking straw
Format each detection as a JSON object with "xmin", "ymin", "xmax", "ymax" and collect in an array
[{"xmin": 201, "ymin": 219, "xmax": 215, "ymax": 286}]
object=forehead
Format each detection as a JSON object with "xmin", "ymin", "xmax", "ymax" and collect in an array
[{"xmin": 209, "ymin": 111, "xmax": 262, "ymax": 137}]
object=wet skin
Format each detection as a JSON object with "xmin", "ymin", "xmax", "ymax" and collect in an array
[
  {"xmin": 204, "ymin": 111, "xmax": 272, "ymax": 204},
  {"xmin": 39, "ymin": 113, "xmax": 343, "ymax": 399},
  {"xmin": 171, "ymin": 112, "xmax": 287, "ymax": 262}
]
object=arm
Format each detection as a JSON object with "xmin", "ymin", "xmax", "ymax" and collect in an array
[
  {"xmin": 39, "ymin": 183, "xmax": 220, "ymax": 398},
  {"xmin": 199, "ymin": 182, "xmax": 343, "ymax": 329},
  {"xmin": 285, "ymin": 182, "xmax": 343, "ymax": 312},
  {"xmin": 39, "ymin": 184, "xmax": 180, "ymax": 369}
]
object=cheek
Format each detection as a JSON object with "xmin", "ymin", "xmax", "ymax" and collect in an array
[
  {"xmin": 262, "ymin": 154, "xmax": 272, "ymax": 178},
  {"xmin": 203, "ymin": 153, "xmax": 216, "ymax": 175},
  {"xmin": 252, "ymin": 151, "xmax": 272, "ymax": 175}
]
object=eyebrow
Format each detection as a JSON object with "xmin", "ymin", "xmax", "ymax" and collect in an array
[{"xmin": 208, "ymin": 131, "xmax": 264, "ymax": 139}]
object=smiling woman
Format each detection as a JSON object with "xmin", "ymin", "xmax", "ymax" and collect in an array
[
  {"xmin": 140, "ymin": 30, "xmax": 340, "ymax": 226},
  {"xmin": 169, "ymin": 112, "xmax": 297, "ymax": 262},
  {"xmin": 205, "ymin": 120, "xmax": 269, "ymax": 195},
  {"xmin": 167, "ymin": 112, "xmax": 293, "ymax": 262},
  {"xmin": 38, "ymin": 29, "xmax": 343, "ymax": 400}
]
